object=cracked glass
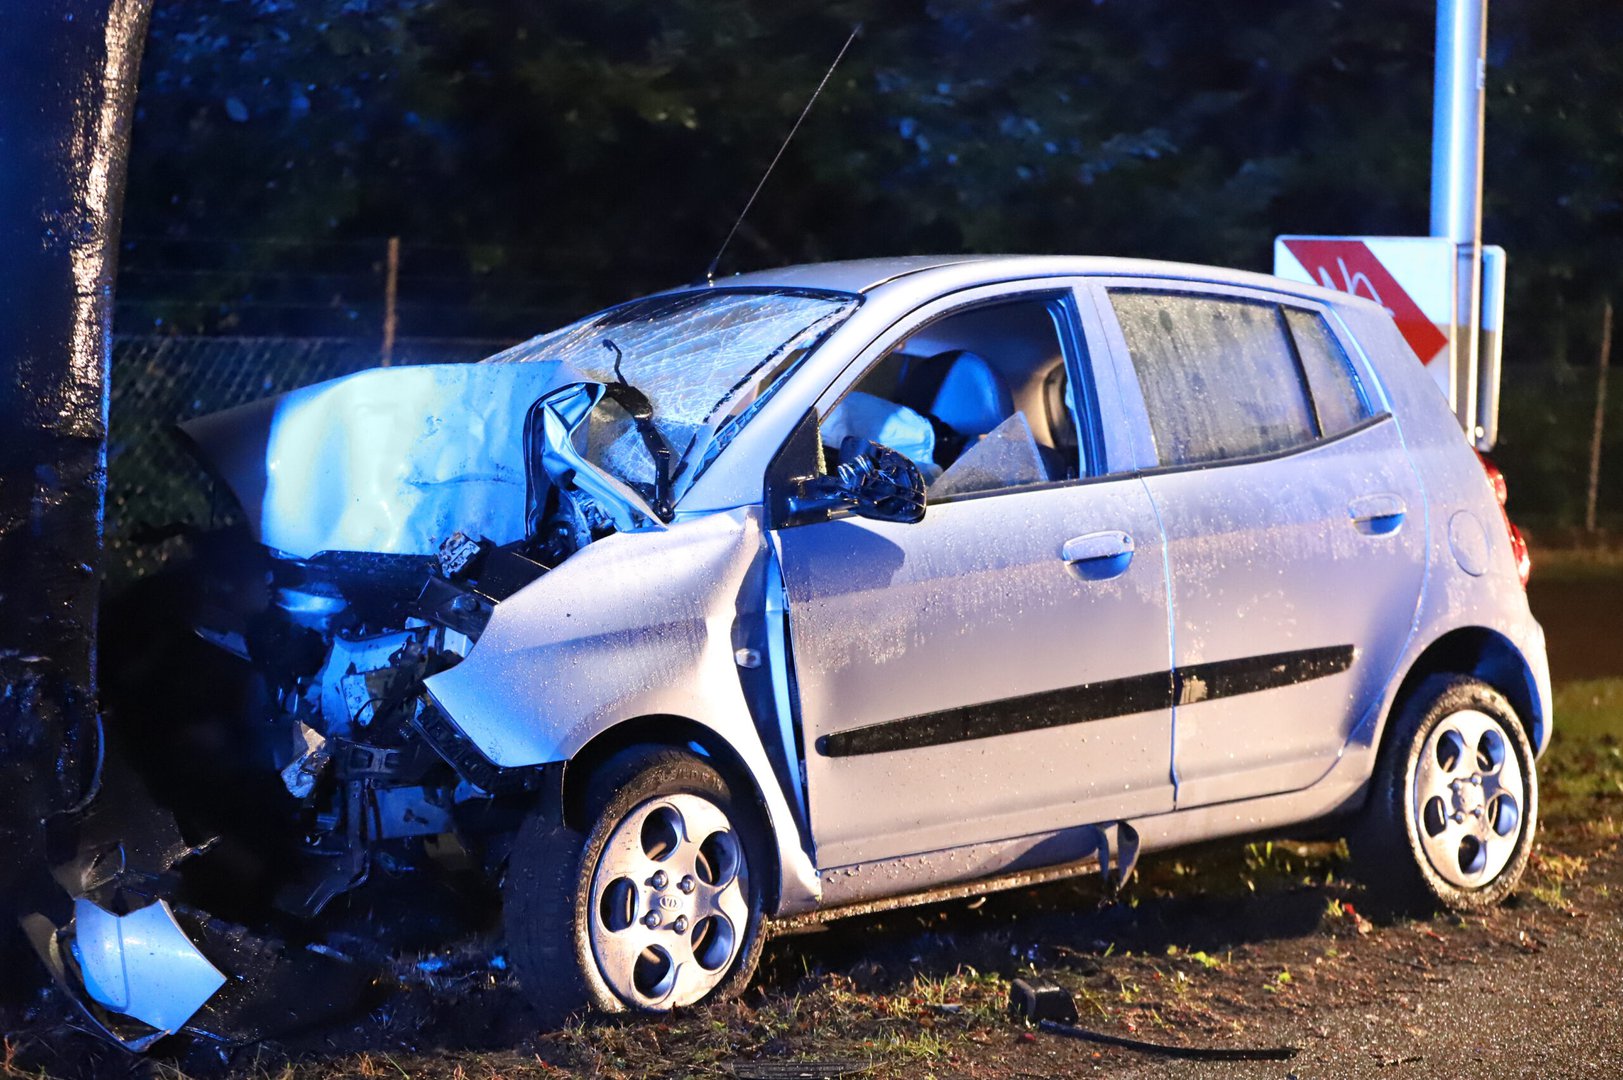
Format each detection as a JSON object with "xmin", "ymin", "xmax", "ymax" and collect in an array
[{"xmin": 486, "ymin": 289, "xmax": 859, "ymax": 496}]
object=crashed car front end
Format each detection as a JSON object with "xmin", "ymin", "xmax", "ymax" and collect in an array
[{"xmin": 30, "ymin": 287, "xmax": 855, "ymax": 1046}]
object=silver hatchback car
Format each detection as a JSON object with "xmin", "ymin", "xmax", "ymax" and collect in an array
[{"xmin": 181, "ymin": 255, "xmax": 1548, "ymax": 1026}]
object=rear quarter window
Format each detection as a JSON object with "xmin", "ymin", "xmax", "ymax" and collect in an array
[
  {"xmin": 1109, "ymin": 291, "xmax": 1317, "ymax": 467},
  {"xmin": 1283, "ymin": 307, "xmax": 1373, "ymax": 437}
]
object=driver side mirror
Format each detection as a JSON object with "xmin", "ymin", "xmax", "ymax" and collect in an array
[
  {"xmin": 765, "ymin": 409, "xmax": 928, "ymax": 528},
  {"xmin": 791, "ymin": 436, "xmax": 926, "ymax": 524}
]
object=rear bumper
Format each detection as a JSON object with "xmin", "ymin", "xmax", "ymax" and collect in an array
[{"xmin": 1526, "ymin": 616, "xmax": 1553, "ymax": 756}]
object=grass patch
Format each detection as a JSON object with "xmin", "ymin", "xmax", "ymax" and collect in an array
[
  {"xmin": 1543, "ymin": 678, "xmax": 1623, "ymax": 827},
  {"xmin": 1527, "ymin": 542, "xmax": 1623, "ymax": 584},
  {"xmin": 1552, "ymin": 678, "xmax": 1623, "ymax": 741}
]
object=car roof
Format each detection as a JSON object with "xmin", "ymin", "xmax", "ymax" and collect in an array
[{"xmin": 705, "ymin": 254, "xmax": 1377, "ymax": 313}]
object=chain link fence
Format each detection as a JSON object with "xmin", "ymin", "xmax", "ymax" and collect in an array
[
  {"xmin": 104, "ymin": 337, "xmax": 1622, "ymax": 585},
  {"xmin": 106, "ymin": 335, "xmax": 511, "ymax": 585}
]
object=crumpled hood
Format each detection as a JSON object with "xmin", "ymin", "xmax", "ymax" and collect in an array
[{"xmin": 181, "ymin": 362, "xmax": 588, "ymax": 559}]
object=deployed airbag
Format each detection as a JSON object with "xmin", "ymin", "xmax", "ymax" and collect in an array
[{"xmin": 181, "ymin": 363, "xmax": 585, "ymax": 559}]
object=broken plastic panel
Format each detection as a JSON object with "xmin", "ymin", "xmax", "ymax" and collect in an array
[{"xmin": 72, "ymin": 898, "xmax": 228, "ymax": 1039}]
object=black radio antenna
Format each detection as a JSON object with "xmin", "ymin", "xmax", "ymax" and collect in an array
[{"xmin": 704, "ymin": 23, "xmax": 862, "ymax": 284}]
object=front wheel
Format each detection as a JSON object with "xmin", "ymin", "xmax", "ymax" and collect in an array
[
  {"xmin": 1353, "ymin": 674, "xmax": 1538, "ymax": 912},
  {"xmin": 504, "ymin": 746, "xmax": 768, "ymax": 1026}
]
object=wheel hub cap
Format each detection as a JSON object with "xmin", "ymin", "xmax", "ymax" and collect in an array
[
  {"xmin": 588, "ymin": 793, "xmax": 748, "ymax": 1009},
  {"xmin": 1412, "ymin": 708, "xmax": 1525, "ymax": 888},
  {"xmin": 1450, "ymin": 776, "xmax": 1486, "ymax": 819}
]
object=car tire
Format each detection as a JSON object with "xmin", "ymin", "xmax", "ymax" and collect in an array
[
  {"xmin": 504, "ymin": 745, "xmax": 769, "ymax": 1026},
  {"xmin": 1352, "ymin": 674, "xmax": 1538, "ymax": 913}
]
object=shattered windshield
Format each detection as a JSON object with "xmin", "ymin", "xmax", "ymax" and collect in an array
[{"xmin": 484, "ymin": 288, "xmax": 859, "ymax": 501}]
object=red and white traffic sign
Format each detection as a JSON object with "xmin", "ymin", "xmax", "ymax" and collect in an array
[
  {"xmin": 1274, "ymin": 235, "xmax": 1505, "ymax": 443},
  {"xmin": 1276, "ymin": 237, "xmax": 1452, "ymax": 366}
]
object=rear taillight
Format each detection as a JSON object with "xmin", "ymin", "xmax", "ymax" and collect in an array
[{"xmin": 1476, "ymin": 450, "xmax": 1530, "ymax": 588}]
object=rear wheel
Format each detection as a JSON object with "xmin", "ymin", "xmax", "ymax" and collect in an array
[
  {"xmin": 1353, "ymin": 674, "xmax": 1537, "ymax": 912},
  {"xmin": 504, "ymin": 746, "xmax": 768, "ymax": 1025}
]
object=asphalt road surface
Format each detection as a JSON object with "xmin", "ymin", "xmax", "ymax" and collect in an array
[{"xmin": 1091, "ymin": 849, "xmax": 1623, "ymax": 1079}]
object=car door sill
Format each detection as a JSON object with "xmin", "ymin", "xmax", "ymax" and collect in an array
[
  {"xmin": 771, "ymin": 851, "xmax": 1105, "ymax": 934},
  {"xmin": 779, "ymin": 821, "xmax": 1142, "ymax": 931}
]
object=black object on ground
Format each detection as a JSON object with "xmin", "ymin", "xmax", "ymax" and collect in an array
[
  {"xmin": 1037, "ymin": 1018, "xmax": 1300, "ymax": 1062},
  {"xmin": 1007, "ymin": 977, "xmax": 1080, "ymax": 1024},
  {"xmin": 1010, "ymin": 977, "xmax": 1298, "ymax": 1062}
]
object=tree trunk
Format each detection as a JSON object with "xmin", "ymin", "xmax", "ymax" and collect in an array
[
  {"xmin": 0, "ymin": 0, "xmax": 152, "ymax": 986},
  {"xmin": 1586, "ymin": 300, "xmax": 1613, "ymax": 534}
]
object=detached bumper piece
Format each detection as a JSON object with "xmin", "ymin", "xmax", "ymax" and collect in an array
[
  {"xmin": 73, "ymin": 898, "xmax": 227, "ymax": 1041},
  {"xmin": 25, "ymin": 893, "xmax": 375, "ymax": 1051}
]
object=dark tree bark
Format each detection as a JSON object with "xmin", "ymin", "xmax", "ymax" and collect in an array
[{"xmin": 0, "ymin": 0, "xmax": 152, "ymax": 985}]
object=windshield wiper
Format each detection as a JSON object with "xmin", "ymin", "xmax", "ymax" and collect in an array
[{"xmin": 600, "ymin": 339, "xmax": 675, "ymax": 520}]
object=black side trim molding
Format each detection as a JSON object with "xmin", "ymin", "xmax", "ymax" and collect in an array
[
  {"xmin": 1174, "ymin": 644, "xmax": 1354, "ymax": 705},
  {"xmin": 817, "ymin": 644, "xmax": 1355, "ymax": 758}
]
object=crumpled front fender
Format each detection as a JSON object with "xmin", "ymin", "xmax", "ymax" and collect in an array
[{"xmin": 423, "ymin": 506, "xmax": 820, "ymax": 912}]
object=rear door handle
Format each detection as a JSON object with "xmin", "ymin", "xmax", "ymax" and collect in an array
[{"xmin": 1348, "ymin": 493, "xmax": 1407, "ymax": 535}]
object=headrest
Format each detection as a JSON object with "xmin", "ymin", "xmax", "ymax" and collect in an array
[{"xmin": 927, "ymin": 350, "xmax": 1013, "ymax": 438}]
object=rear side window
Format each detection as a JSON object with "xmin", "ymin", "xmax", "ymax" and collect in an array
[
  {"xmin": 1283, "ymin": 307, "xmax": 1371, "ymax": 437},
  {"xmin": 1110, "ymin": 292, "xmax": 1316, "ymax": 467}
]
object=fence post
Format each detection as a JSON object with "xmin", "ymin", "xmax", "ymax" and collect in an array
[
  {"xmin": 382, "ymin": 235, "xmax": 401, "ymax": 365},
  {"xmin": 1586, "ymin": 299, "xmax": 1613, "ymax": 534}
]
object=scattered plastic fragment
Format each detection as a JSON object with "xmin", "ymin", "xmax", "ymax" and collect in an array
[
  {"xmin": 727, "ymin": 1062, "xmax": 872, "ymax": 1079},
  {"xmin": 72, "ymin": 898, "xmax": 228, "ymax": 1037},
  {"xmin": 1007, "ymin": 977, "xmax": 1078, "ymax": 1024}
]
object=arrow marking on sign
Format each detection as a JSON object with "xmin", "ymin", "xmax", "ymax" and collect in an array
[{"xmin": 1283, "ymin": 239, "xmax": 1450, "ymax": 364}]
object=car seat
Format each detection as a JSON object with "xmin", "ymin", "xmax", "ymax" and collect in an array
[{"xmin": 910, "ymin": 350, "xmax": 1014, "ymax": 438}]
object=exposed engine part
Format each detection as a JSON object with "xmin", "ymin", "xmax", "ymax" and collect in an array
[
  {"xmin": 43, "ymin": 375, "xmax": 633, "ymax": 1046},
  {"xmin": 437, "ymin": 531, "xmax": 484, "ymax": 578},
  {"xmin": 473, "ymin": 547, "xmax": 551, "ymax": 600},
  {"xmin": 313, "ymin": 627, "xmax": 432, "ymax": 737},
  {"xmin": 415, "ymin": 575, "xmax": 494, "ymax": 640},
  {"xmin": 374, "ymin": 786, "xmax": 455, "ymax": 840},
  {"xmin": 280, "ymin": 723, "xmax": 328, "ymax": 800}
]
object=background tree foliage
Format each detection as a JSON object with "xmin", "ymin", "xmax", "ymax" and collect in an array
[{"xmin": 116, "ymin": 0, "xmax": 1623, "ymax": 517}]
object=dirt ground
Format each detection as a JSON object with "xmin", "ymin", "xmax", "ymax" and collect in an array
[{"xmin": 6, "ymin": 567, "xmax": 1622, "ymax": 1079}]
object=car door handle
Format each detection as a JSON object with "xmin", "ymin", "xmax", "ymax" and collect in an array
[
  {"xmin": 1062, "ymin": 531, "xmax": 1135, "ymax": 579},
  {"xmin": 1348, "ymin": 493, "xmax": 1407, "ymax": 535}
]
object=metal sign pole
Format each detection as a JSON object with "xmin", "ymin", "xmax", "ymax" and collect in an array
[{"xmin": 1430, "ymin": 0, "xmax": 1490, "ymax": 444}]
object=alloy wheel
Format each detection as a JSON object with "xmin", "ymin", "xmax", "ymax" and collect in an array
[{"xmin": 587, "ymin": 793, "xmax": 750, "ymax": 1009}]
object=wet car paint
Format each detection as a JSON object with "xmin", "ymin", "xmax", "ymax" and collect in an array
[{"xmin": 24, "ymin": 256, "xmax": 1553, "ymax": 1046}]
